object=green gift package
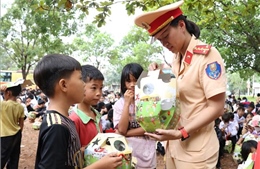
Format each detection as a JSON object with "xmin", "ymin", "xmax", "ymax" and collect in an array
[
  {"xmin": 135, "ymin": 70, "xmax": 180, "ymax": 132},
  {"xmin": 84, "ymin": 133, "xmax": 134, "ymax": 169}
]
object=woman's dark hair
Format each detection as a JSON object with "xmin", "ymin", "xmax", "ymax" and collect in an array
[
  {"xmin": 33, "ymin": 54, "xmax": 82, "ymax": 98},
  {"xmin": 170, "ymin": 15, "xmax": 200, "ymax": 38},
  {"xmin": 241, "ymin": 140, "xmax": 257, "ymax": 161},
  {"xmin": 120, "ymin": 63, "xmax": 143, "ymax": 96}
]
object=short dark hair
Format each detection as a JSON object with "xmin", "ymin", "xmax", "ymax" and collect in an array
[
  {"xmin": 81, "ymin": 65, "xmax": 104, "ymax": 83},
  {"xmin": 248, "ymin": 102, "xmax": 255, "ymax": 109},
  {"xmin": 120, "ymin": 63, "xmax": 143, "ymax": 96},
  {"xmin": 6, "ymin": 85, "xmax": 22, "ymax": 97},
  {"xmin": 228, "ymin": 112, "xmax": 234, "ymax": 120},
  {"xmin": 170, "ymin": 15, "xmax": 200, "ymax": 39},
  {"xmin": 33, "ymin": 54, "xmax": 82, "ymax": 98},
  {"xmin": 237, "ymin": 106, "xmax": 245, "ymax": 112},
  {"xmin": 222, "ymin": 113, "xmax": 230, "ymax": 123}
]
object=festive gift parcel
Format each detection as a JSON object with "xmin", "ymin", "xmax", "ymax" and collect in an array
[
  {"xmin": 84, "ymin": 133, "xmax": 133, "ymax": 169},
  {"xmin": 135, "ymin": 70, "xmax": 179, "ymax": 132}
]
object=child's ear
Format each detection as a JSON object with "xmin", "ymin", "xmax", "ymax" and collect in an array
[
  {"xmin": 6, "ymin": 90, "xmax": 12, "ymax": 96},
  {"xmin": 58, "ymin": 79, "xmax": 68, "ymax": 92}
]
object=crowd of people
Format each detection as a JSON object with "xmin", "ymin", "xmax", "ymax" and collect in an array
[{"xmin": 215, "ymin": 94, "xmax": 260, "ymax": 169}]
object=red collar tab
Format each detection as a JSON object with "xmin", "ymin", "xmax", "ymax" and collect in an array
[
  {"xmin": 148, "ymin": 8, "xmax": 183, "ymax": 35},
  {"xmin": 184, "ymin": 51, "xmax": 193, "ymax": 65},
  {"xmin": 193, "ymin": 45, "xmax": 211, "ymax": 55}
]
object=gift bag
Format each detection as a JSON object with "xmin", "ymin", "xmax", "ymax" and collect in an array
[
  {"xmin": 84, "ymin": 133, "xmax": 133, "ymax": 169},
  {"xmin": 135, "ymin": 70, "xmax": 179, "ymax": 132}
]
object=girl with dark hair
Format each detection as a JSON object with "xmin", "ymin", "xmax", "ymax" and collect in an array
[
  {"xmin": 135, "ymin": 0, "xmax": 226, "ymax": 168},
  {"xmin": 113, "ymin": 63, "xmax": 157, "ymax": 169},
  {"xmin": 237, "ymin": 140, "xmax": 257, "ymax": 169}
]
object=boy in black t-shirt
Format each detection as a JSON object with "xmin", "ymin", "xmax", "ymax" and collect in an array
[{"xmin": 34, "ymin": 54, "xmax": 122, "ymax": 169}]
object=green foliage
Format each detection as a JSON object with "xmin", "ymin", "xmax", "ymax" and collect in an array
[
  {"xmin": 227, "ymin": 72, "xmax": 247, "ymax": 95},
  {"xmin": 71, "ymin": 24, "xmax": 116, "ymax": 69},
  {"xmin": 0, "ymin": 0, "xmax": 78, "ymax": 79},
  {"xmin": 114, "ymin": 26, "xmax": 164, "ymax": 70},
  {"xmin": 47, "ymin": 0, "xmax": 260, "ymax": 79}
]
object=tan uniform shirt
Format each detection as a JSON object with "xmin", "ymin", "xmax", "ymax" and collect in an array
[
  {"xmin": 0, "ymin": 100, "xmax": 24, "ymax": 137},
  {"xmin": 169, "ymin": 35, "xmax": 226, "ymax": 162}
]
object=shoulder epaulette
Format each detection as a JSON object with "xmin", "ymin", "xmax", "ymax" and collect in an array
[{"xmin": 193, "ymin": 45, "xmax": 211, "ymax": 55}]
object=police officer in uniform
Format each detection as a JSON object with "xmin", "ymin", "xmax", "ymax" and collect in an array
[{"xmin": 134, "ymin": 1, "xmax": 226, "ymax": 168}]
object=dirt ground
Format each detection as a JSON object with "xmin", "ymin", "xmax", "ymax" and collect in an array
[{"xmin": 18, "ymin": 120, "xmax": 238, "ymax": 169}]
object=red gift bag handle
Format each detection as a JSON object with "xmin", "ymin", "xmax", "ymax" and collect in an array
[{"xmin": 254, "ymin": 141, "xmax": 260, "ymax": 169}]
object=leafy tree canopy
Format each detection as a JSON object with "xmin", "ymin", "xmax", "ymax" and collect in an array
[
  {"xmin": 0, "ymin": 0, "xmax": 79, "ymax": 79},
  {"xmin": 43, "ymin": 0, "xmax": 259, "ymax": 78}
]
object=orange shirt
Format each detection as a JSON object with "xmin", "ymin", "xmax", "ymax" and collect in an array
[{"xmin": 169, "ymin": 36, "xmax": 226, "ymax": 162}]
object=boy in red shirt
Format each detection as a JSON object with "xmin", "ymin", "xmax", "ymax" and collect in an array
[{"xmin": 69, "ymin": 65, "xmax": 104, "ymax": 147}]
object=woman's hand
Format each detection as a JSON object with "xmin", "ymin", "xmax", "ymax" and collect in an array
[
  {"xmin": 145, "ymin": 129, "xmax": 182, "ymax": 141},
  {"xmin": 148, "ymin": 62, "xmax": 161, "ymax": 71}
]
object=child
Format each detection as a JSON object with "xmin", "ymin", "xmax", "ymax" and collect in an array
[
  {"xmin": 1, "ymin": 83, "xmax": 25, "ymax": 169},
  {"xmin": 241, "ymin": 112, "xmax": 254, "ymax": 136},
  {"xmin": 220, "ymin": 113, "xmax": 238, "ymax": 153},
  {"xmin": 34, "ymin": 54, "xmax": 122, "ymax": 169},
  {"xmin": 113, "ymin": 63, "xmax": 157, "ymax": 169},
  {"xmin": 237, "ymin": 140, "xmax": 258, "ymax": 169},
  {"xmin": 69, "ymin": 64, "xmax": 104, "ymax": 147},
  {"xmin": 235, "ymin": 106, "xmax": 246, "ymax": 139},
  {"xmin": 102, "ymin": 108, "xmax": 115, "ymax": 133}
]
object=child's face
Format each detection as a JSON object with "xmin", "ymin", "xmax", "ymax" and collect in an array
[
  {"xmin": 237, "ymin": 109, "xmax": 245, "ymax": 117},
  {"xmin": 125, "ymin": 74, "xmax": 137, "ymax": 93},
  {"xmin": 3, "ymin": 90, "xmax": 11, "ymax": 100},
  {"xmin": 66, "ymin": 70, "xmax": 85, "ymax": 104},
  {"xmin": 83, "ymin": 79, "xmax": 103, "ymax": 106},
  {"xmin": 247, "ymin": 107, "xmax": 253, "ymax": 112},
  {"xmin": 246, "ymin": 114, "xmax": 253, "ymax": 122}
]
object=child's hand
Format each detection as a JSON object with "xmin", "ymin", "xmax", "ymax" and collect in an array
[
  {"xmin": 101, "ymin": 152, "xmax": 122, "ymax": 169},
  {"xmin": 124, "ymin": 90, "xmax": 134, "ymax": 105}
]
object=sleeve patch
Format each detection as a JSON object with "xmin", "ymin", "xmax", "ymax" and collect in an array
[{"xmin": 205, "ymin": 61, "xmax": 221, "ymax": 80}]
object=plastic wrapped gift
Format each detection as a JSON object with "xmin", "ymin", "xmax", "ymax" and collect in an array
[
  {"xmin": 135, "ymin": 70, "xmax": 179, "ymax": 132},
  {"xmin": 84, "ymin": 133, "xmax": 133, "ymax": 169},
  {"xmin": 28, "ymin": 111, "xmax": 36, "ymax": 120},
  {"xmin": 233, "ymin": 144, "xmax": 242, "ymax": 164},
  {"xmin": 224, "ymin": 140, "xmax": 232, "ymax": 153},
  {"xmin": 32, "ymin": 121, "xmax": 41, "ymax": 130}
]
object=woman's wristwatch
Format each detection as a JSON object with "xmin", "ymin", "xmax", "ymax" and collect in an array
[{"xmin": 178, "ymin": 127, "xmax": 190, "ymax": 141}]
